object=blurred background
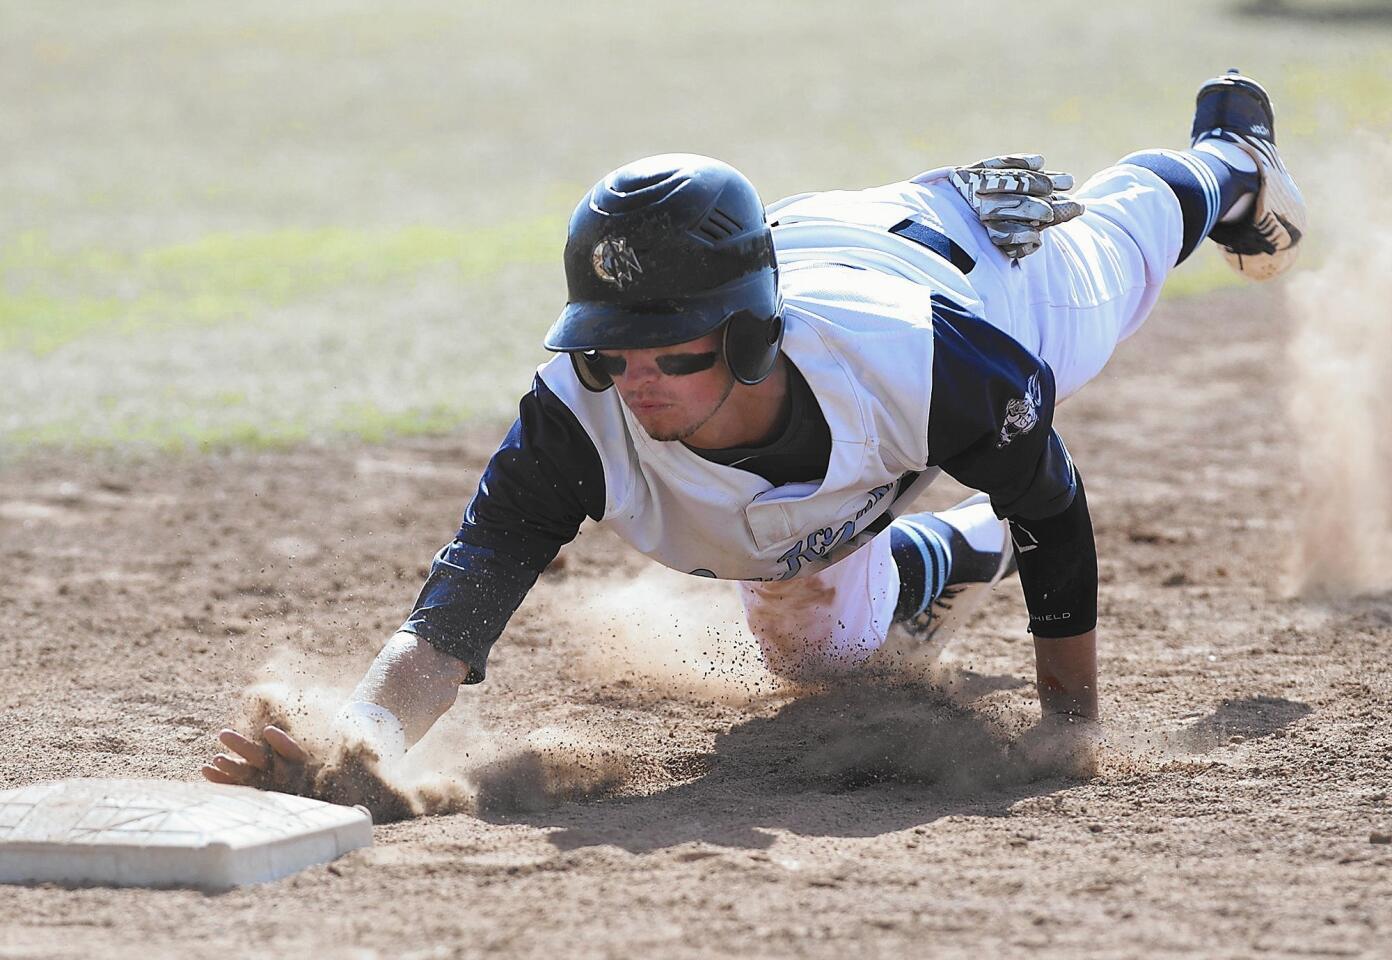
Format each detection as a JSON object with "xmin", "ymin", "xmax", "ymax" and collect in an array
[{"xmin": 2, "ymin": 0, "xmax": 1389, "ymax": 455}]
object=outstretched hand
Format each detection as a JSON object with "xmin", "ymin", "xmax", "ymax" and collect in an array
[
  {"xmin": 202, "ymin": 725, "xmax": 318, "ymax": 796},
  {"xmin": 951, "ymin": 154, "xmax": 1085, "ymax": 260},
  {"xmin": 202, "ymin": 722, "xmax": 415, "ymax": 820}
]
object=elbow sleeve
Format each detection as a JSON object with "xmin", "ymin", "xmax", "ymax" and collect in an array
[{"xmin": 1009, "ymin": 467, "xmax": 1098, "ymax": 638}]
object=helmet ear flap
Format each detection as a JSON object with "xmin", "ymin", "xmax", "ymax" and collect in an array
[
  {"xmin": 723, "ymin": 309, "xmax": 785, "ymax": 385},
  {"xmin": 571, "ymin": 351, "xmax": 613, "ymax": 392}
]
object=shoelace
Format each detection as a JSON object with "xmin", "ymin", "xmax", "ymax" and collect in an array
[
  {"xmin": 911, "ymin": 585, "xmax": 968, "ymax": 639},
  {"xmin": 931, "ymin": 585, "xmax": 967, "ymax": 612}
]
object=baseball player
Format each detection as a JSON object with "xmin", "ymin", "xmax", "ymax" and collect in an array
[{"xmin": 205, "ymin": 71, "xmax": 1304, "ymax": 791}]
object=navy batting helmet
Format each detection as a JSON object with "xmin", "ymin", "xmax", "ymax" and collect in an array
[{"xmin": 543, "ymin": 154, "xmax": 784, "ymax": 391}]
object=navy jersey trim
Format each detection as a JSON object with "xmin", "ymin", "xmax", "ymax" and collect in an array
[
  {"xmin": 927, "ymin": 294, "xmax": 1076, "ymax": 521},
  {"xmin": 889, "ymin": 218, "xmax": 976, "ymax": 274}
]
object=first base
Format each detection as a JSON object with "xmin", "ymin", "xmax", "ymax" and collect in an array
[{"xmin": 0, "ymin": 778, "xmax": 372, "ymax": 890}]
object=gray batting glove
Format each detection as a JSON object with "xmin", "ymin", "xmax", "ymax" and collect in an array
[{"xmin": 951, "ymin": 154, "xmax": 1085, "ymax": 260}]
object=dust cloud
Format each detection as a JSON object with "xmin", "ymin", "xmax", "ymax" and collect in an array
[
  {"xmin": 236, "ymin": 648, "xmax": 639, "ymax": 823},
  {"xmin": 557, "ymin": 565, "xmax": 1107, "ymax": 786},
  {"xmin": 1285, "ymin": 136, "xmax": 1392, "ymax": 596},
  {"xmin": 782, "ymin": 683, "xmax": 1099, "ymax": 791},
  {"xmin": 567, "ymin": 564, "xmax": 793, "ymax": 703},
  {"xmin": 231, "ymin": 567, "xmax": 1132, "ymax": 824},
  {"xmin": 231, "ymin": 597, "xmax": 1105, "ymax": 825}
]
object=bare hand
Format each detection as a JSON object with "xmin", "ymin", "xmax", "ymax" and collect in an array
[
  {"xmin": 202, "ymin": 723, "xmax": 413, "ymax": 820},
  {"xmin": 202, "ymin": 725, "xmax": 318, "ymax": 795}
]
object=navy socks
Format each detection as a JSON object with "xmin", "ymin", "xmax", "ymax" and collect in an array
[
  {"xmin": 1121, "ymin": 148, "xmax": 1261, "ymax": 263},
  {"xmin": 890, "ymin": 516, "xmax": 952, "ymax": 621}
]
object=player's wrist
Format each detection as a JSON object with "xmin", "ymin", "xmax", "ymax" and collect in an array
[
  {"xmin": 1039, "ymin": 693, "xmax": 1100, "ymax": 723},
  {"xmin": 1033, "ymin": 629, "xmax": 1099, "ymax": 721}
]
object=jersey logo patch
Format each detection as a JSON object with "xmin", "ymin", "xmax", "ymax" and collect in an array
[
  {"xmin": 592, "ymin": 237, "xmax": 643, "ymax": 289},
  {"xmin": 771, "ymin": 481, "xmax": 896, "ymax": 580},
  {"xmin": 996, "ymin": 372, "xmax": 1042, "ymax": 449}
]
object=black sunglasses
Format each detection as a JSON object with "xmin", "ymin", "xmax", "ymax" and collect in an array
[{"xmin": 587, "ymin": 348, "xmax": 721, "ymax": 378}]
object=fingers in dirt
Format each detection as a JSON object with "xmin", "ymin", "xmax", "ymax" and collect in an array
[
  {"xmin": 201, "ymin": 764, "xmax": 241, "ymax": 785},
  {"xmin": 263, "ymin": 725, "xmax": 310, "ymax": 764},
  {"xmin": 217, "ymin": 728, "xmax": 270, "ymax": 769},
  {"xmin": 210, "ymin": 753, "xmax": 257, "ymax": 781}
]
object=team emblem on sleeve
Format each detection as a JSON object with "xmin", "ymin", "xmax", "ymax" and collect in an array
[
  {"xmin": 592, "ymin": 237, "xmax": 643, "ymax": 289},
  {"xmin": 997, "ymin": 372, "xmax": 1042, "ymax": 448}
]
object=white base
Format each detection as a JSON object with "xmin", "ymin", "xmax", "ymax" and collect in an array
[{"xmin": 0, "ymin": 778, "xmax": 372, "ymax": 890}]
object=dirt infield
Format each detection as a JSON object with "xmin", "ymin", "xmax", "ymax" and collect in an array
[{"xmin": 2, "ymin": 286, "xmax": 1390, "ymax": 958}]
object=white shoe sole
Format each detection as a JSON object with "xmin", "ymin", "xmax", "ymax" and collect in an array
[
  {"xmin": 1209, "ymin": 133, "xmax": 1307, "ymax": 281},
  {"xmin": 873, "ymin": 493, "xmax": 1014, "ymax": 669}
]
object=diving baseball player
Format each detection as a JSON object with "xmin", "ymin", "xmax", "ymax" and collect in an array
[{"xmin": 205, "ymin": 72, "xmax": 1305, "ymax": 790}]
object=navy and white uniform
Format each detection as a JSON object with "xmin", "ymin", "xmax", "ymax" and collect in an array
[{"xmin": 402, "ymin": 162, "xmax": 1189, "ymax": 680}]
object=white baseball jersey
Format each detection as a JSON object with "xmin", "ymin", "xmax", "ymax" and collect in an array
[
  {"xmin": 401, "ymin": 163, "xmax": 1188, "ymax": 680},
  {"xmin": 538, "ymin": 259, "xmax": 940, "ymax": 582}
]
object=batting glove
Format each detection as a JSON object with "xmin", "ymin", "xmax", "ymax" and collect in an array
[{"xmin": 951, "ymin": 154, "xmax": 1085, "ymax": 260}]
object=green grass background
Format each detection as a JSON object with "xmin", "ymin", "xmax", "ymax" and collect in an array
[{"xmin": 2, "ymin": 0, "xmax": 1389, "ymax": 453}]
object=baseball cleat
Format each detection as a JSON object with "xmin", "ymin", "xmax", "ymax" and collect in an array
[
  {"xmin": 1191, "ymin": 69, "xmax": 1306, "ymax": 281},
  {"xmin": 889, "ymin": 493, "xmax": 1017, "ymax": 662}
]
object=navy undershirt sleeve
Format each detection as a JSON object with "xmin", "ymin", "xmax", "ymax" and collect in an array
[
  {"xmin": 399, "ymin": 376, "xmax": 604, "ymax": 682},
  {"xmin": 927, "ymin": 295, "xmax": 1076, "ymax": 520},
  {"xmin": 927, "ymin": 295, "xmax": 1096, "ymax": 634}
]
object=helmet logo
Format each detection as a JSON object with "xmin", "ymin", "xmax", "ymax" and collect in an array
[{"xmin": 592, "ymin": 237, "xmax": 643, "ymax": 289}]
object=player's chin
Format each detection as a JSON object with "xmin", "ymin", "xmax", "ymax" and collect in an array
[
  {"xmin": 642, "ymin": 424, "xmax": 693, "ymax": 443},
  {"xmin": 634, "ymin": 410, "xmax": 693, "ymax": 442}
]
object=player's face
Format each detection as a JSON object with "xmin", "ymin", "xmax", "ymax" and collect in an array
[{"xmin": 596, "ymin": 330, "xmax": 734, "ymax": 442}]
